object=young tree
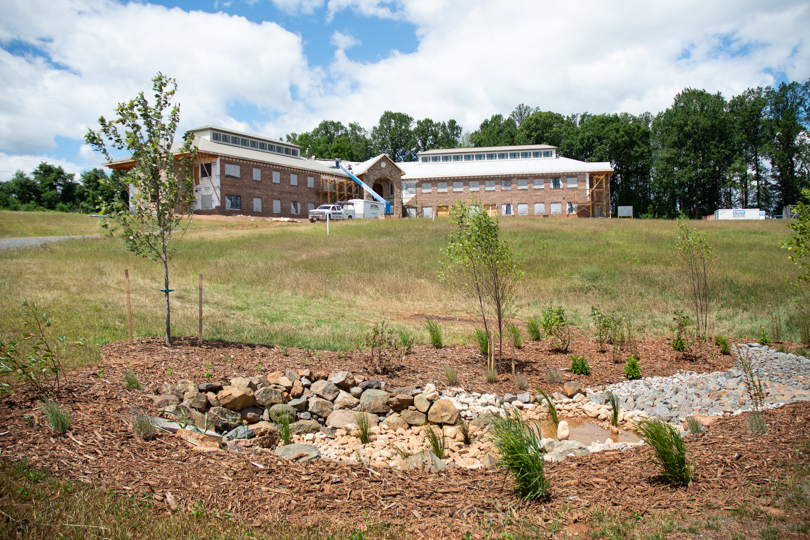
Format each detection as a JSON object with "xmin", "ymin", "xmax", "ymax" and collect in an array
[
  {"xmin": 783, "ymin": 188, "xmax": 810, "ymax": 285},
  {"xmin": 441, "ymin": 199, "xmax": 523, "ymax": 374},
  {"xmin": 675, "ymin": 218, "xmax": 716, "ymax": 341},
  {"xmin": 85, "ymin": 73, "xmax": 197, "ymax": 347}
]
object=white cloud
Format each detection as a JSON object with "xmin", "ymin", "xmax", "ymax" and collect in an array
[
  {"xmin": 0, "ymin": 152, "xmax": 92, "ymax": 181},
  {"xmin": 330, "ymin": 30, "xmax": 360, "ymax": 50}
]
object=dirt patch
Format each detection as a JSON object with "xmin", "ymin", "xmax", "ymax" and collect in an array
[{"xmin": 0, "ymin": 337, "xmax": 807, "ymax": 538}]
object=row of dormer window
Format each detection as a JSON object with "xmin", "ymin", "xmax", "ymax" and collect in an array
[
  {"xmin": 212, "ymin": 131, "xmax": 299, "ymax": 157},
  {"xmin": 419, "ymin": 150, "xmax": 555, "ymax": 163}
]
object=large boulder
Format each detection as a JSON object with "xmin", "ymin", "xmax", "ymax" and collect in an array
[
  {"xmin": 218, "ymin": 386, "xmax": 255, "ymax": 411},
  {"xmin": 326, "ymin": 409, "xmax": 379, "ymax": 430},
  {"xmin": 308, "ymin": 397, "xmax": 334, "ymax": 418},
  {"xmin": 207, "ymin": 407, "xmax": 242, "ymax": 432},
  {"xmin": 254, "ymin": 387, "xmax": 284, "ymax": 407},
  {"xmin": 427, "ymin": 398, "xmax": 460, "ymax": 424},
  {"xmin": 400, "ymin": 410, "xmax": 427, "ymax": 426},
  {"xmin": 360, "ymin": 389, "xmax": 391, "ymax": 414},
  {"xmin": 310, "ymin": 380, "xmax": 340, "ymax": 402}
]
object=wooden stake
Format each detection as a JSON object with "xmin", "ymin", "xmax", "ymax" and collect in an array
[
  {"xmin": 125, "ymin": 269, "xmax": 132, "ymax": 343},
  {"xmin": 198, "ymin": 274, "xmax": 203, "ymax": 344}
]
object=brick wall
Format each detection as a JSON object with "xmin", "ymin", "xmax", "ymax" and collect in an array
[{"xmin": 357, "ymin": 156, "xmax": 403, "ymax": 217}]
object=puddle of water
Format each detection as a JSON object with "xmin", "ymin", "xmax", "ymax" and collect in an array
[{"xmin": 533, "ymin": 417, "xmax": 639, "ymax": 445}]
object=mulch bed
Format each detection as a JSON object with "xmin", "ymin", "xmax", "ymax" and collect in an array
[{"xmin": 0, "ymin": 337, "xmax": 807, "ymax": 538}]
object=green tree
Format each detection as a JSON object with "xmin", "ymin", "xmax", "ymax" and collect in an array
[
  {"xmin": 783, "ymin": 188, "xmax": 810, "ymax": 285},
  {"xmin": 515, "ymin": 110, "xmax": 576, "ymax": 148},
  {"xmin": 509, "ymin": 103, "xmax": 539, "ymax": 127},
  {"xmin": 85, "ymin": 73, "xmax": 197, "ymax": 347},
  {"xmin": 0, "ymin": 171, "xmax": 40, "ymax": 208},
  {"xmin": 766, "ymin": 81, "xmax": 809, "ymax": 209},
  {"xmin": 729, "ymin": 87, "xmax": 769, "ymax": 208},
  {"xmin": 413, "ymin": 118, "xmax": 462, "ymax": 153},
  {"xmin": 31, "ymin": 163, "xmax": 77, "ymax": 211},
  {"xmin": 441, "ymin": 199, "xmax": 523, "ymax": 374},
  {"xmin": 371, "ymin": 111, "xmax": 414, "ymax": 161},
  {"xmin": 470, "ymin": 114, "xmax": 517, "ymax": 147}
]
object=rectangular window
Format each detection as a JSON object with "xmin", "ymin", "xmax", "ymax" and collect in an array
[
  {"xmin": 469, "ymin": 181, "xmax": 479, "ymax": 192},
  {"xmin": 486, "ymin": 153, "xmax": 496, "ymax": 160},
  {"xmin": 521, "ymin": 152, "xmax": 531, "ymax": 158},
  {"xmin": 463, "ymin": 154, "xmax": 473, "ymax": 161},
  {"xmin": 421, "ymin": 182, "xmax": 432, "ymax": 193},
  {"xmin": 291, "ymin": 149, "xmax": 298, "ymax": 157},
  {"xmin": 259, "ymin": 142, "xmax": 267, "ymax": 150},
  {"xmin": 551, "ymin": 202, "xmax": 562, "ymax": 214},
  {"xmin": 567, "ymin": 177, "xmax": 578, "ymax": 188},
  {"xmin": 267, "ymin": 145, "xmax": 275, "ymax": 152},
  {"xmin": 534, "ymin": 203, "xmax": 545, "ymax": 215},
  {"xmin": 501, "ymin": 203, "xmax": 513, "ymax": 215},
  {"xmin": 431, "ymin": 156, "xmax": 440, "ymax": 162},
  {"xmin": 551, "ymin": 178, "xmax": 561, "ymax": 189},
  {"xmin": 567, "ymin": 202, "xmax": 575, "ymax": 214},
  {"xmin": 498, "ymin": 153, "xmax": 508, "ymax": 159},
  {"xmin": 402, "ymin": 182, "xmax": 417, "ymax": 197},
  {"xmin": 475, "ymin": 154, "xmax": 485, "ymax": 160},
  {"xmin": 224, "ymin": 164, "xmax": 240, "ymax": 178},
  {"xmin": 517, "ymin": 203, "xmax": 529, "ymax": 215},
  {"xmin": 284, "ymin": 148, "xmax": 292, "ymax": 155},
  {"xmin": 501, "ymin": 179, "xmax": 512, "ymax": 190},
  {"xmin": 307, "ymin": 176, "xmax": 314, "ymax": 188},
  {"xmin": 308, "ymin": 203, "xmax": 315, "ymax": 212},
  {"xmin": 453, "ymin": 181, "xmax": 463, "ymax": 192},
  {"xmin": 442, "ymin": 155, "xmax": 450, "ymax": 162},
  {"xmin": 437, "ymin": 182, "xmax": 448, "ymax": 193},
  {"xmin": 240, "ymin": 138, "xmax": 249, "ymax": 147},
  {"xmin": 220, "ymin": 134, "xmax": 230, "ymax": 144},
  {"xmin": 273, "ymin": 199, "xmax": 281, "ymax": 214},
  {"xmin": 212, "ymin": 132, "xmax": 222, "ymax": 142},
  {"xmin": 544, "ymin": 150, "xmax": 553, "ymax": 158},
  {"xmin": 290, "ymin": 174, "xmax": 298, "ymax": 186},
  {"xmin": 532, "ymin": 151, "xmax": 541, "ymax": 158},
  {"xmin": 517, "ymin": 179, "xmax": 528, "ymax": 190},
  {"xmin": 422, "ymin": 157, "xmax": 430, "ymax": 163},
  {"xmin": 272, "ymin": 171, "xmax": 280, "ymax": 184},
  {"xmin": 389, "ymin": 183, "xmax": 394, "ymax": 196},
  {"xmin": 291, "ymin": 202, "xmax": 300, "ymax": 215},
  {"xmin": 225, "ymin": 195, "xmax": 241, "ymax": 210},
  {"xmin": 453, "ymin": 155, "xmax": 463, "ymax": 161},
  {"xmin": 422, "ymin": 206, "xmax": 433, "ymax": 218},
  {"xmin": 253, "ymin": 168, "xmax": 261, "ymax": 181},
  {"xmin": 200, "ymin": 163, "xmax": 212, "ymax": 178},
  {"xmin": 509, "ymin": 152, "xmax": 519, "ymax": 159},
  {"xmin": 485, "ymin": 180, "xmax": 495, "ymax": 191},
  {"xmin": 250, "ymin": 140, "xmax": 258, "ymax": 148},
  {"xmin": 253, "ymin": 198, "xmax": 262, "ymax": 212},
  {"xmin": 533, "ymin": 178, "xmax": 544, "ymax": 189}
]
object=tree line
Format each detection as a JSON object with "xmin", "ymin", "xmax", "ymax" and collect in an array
[{"xmin": 288, "ymin": 80, "xmax": 809, "ymax": 218}]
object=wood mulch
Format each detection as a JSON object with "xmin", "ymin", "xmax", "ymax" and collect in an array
[{"xmin": 0, "ymin": 337, "xmax": 807, "ymax": 538}]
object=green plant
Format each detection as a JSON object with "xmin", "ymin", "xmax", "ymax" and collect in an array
[
  {"xmin": 670, "ymin": 310, "xmax": 690, "ymax": 352},
  {"xmin": 204, "ymin": 361, "xmax": 212, "ymax": 380},
  {"xmin": 271, "ymin": 410, "xmax": 292, "ymax": 446},
  {"xmin": 485, "ymin": 369, "xmax": 497, "ymax": 383},
  {"xmin": 166, "ymin": 366, "xmax": 174, "ymax": 377},
  {"xmin": 474, "ymin": 329, "xmax": 489, "ymax": 355},
  {"xmin": 541, "ymin": 306, "xmax": 571, "ymax": 353},
  {"xmin": 526, "ymin": 317, "xmax": 542, "ymax": 341},
  {"xmin": 39, "ymin": 398, "xmax": 70, "ymax": 435},
  {"xmin": 569, "ymin": 355, "xmax": 590, "ymax": 375},
  {"xmin": 536, "ymin": 389, "xmax": 559, "ymax": 429},
  {"xmin": 424, "ymin": 425, "xmax": 446, "ymax": 459},
  {"xmin": 544, "ymin": 368, "xmax": 563, "ymax": 383},
  {"xmin": 456, "ymin": 419, "xmax": 472, "ymax": 445},
  {"xmin": 605, "ymin": 390, "xmax": 620, "ymax": 427},
  {"xmin": 98, "ymin": 366, "xmax": 105, "ymax": 379},
  {"xmin": 397, "ymin": 328, "xmax": 414, "ymax": 355},
  {"xmin": 770, "ymin": 312, "xmax": 782, "ymax": 341},
  {"xmin": 0, "ymin": 300, "xmax": 83, "ymax": 397},
  {"xmin": 390, "ymin": 444, "xmax": 411, "ymax": 459},
  {"xmin": 714, "ymin": 334, "xmax": 731, "ymax": 355},
  {"xmin": 124, "ymin": 369, "xmax": 142, "ymax": 390},
  {"xmin": 364, "ymin": 320, "xmax": 403, "ymax": 375},
  {"xmin": 675, "ymin": 217, "xmax": 716, "ymax": 340},
  {"xmin": 738, "ymin": 348, "xmax": 767, "ymax": 434},
  {"xmin": 426, "ymin": 319, "xmax": 443, "ymax": 349},
  {"xmin": 444, "ymin": 367, "xmax": 458, "ymax": 386},
  {"xmin": 758, "ymin": 328, "xmax": 771, "ymax": 346},
  {"xmin": 624, "ymin": 356, "xmax": 641, "ymax": 380},
  {"xmin": 515, "ymin": 373, "xmax": 528, "ymax": 391},
  {"xmin": 131, "ymin": 409, "xmax": 157, "ymax": 441},
  {"xmin": 280, "ymin": 346, "xmax": 288, "ymax": 356},
  {"xmin": 686, "ymin": 417, "xmax": 702, "ymax": 434},
  {"xmin": 796, "ymin": 347, "xmax": 809, "ymax": 357},
  {"xmin": 635, "ymin": 417, "xmax": 693, "ymax": 486},
  {"xmin": 489, "ymin": 408, "xmax": 549, "ymax": 500},
  {"xmin": 591, "ymin": 307, "xmax": 624, "ymax": 354},
  {"xmin": 507, "ymin": 323, "xmax": 522, "ymax": 349},
  {"xmin": 355, "ymin": 410, "xmax": 371, "ymax": 445}
]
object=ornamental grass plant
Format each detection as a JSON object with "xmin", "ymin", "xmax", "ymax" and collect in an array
[
  {"xmin": 489, "ymin": 408, "xmax": 549, "ymax": 501},
  {"xmin": 636, "ymin": 418, "xmax": 694, "ymax": 486}
]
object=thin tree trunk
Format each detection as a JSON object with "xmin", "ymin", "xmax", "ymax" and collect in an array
[{"xmin": 163, "ymin": 255, "xmax": 172, "ymax": 347}]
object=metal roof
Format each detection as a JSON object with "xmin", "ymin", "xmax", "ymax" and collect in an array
[
  {"xmin": 190, "ymin": 125, "xmax": 297, "ymax": 148},
  {"xmin": 418, "ymin": 143, "xmax": 556, "ymax": 156},
  {"xmin": 397, "ymin": 156, "xmax": 613, "ymax": 180}
]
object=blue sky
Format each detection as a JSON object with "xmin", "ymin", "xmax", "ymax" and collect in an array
[{"xmin": 0, "ymin": 0, "xmax": 808, "ymax": 179}]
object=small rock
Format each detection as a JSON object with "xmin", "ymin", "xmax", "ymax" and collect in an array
[
  {"xmin": 414, "ymin": 394, "xmax": 431, "ymax": 413},
  {"xmin": 311, "ymin": 380, "xmax": 340, "ymax": 402},
  {"xmin": 284, "ymin": 369, "xmax": 300, "ymax": 383},
  {"xmin": 224, "ymin": 425, "xmax": 254, "ymax": 440},
  {"xmin": 230, "ymin": 377, "xmax": 258, "ymax": 391},
  {"xmin": 381, "ymin": 413, "xmax": 409, "ymax": 431},
  {"xmin": 582, "ymin": 402, "xmax": 600, "ymax": 418},
  {"xmin": 334, "ymin": 390, "xmax": 360, "ymax": 410},
  {"xmin": 290, "ymin": 381, "xmax": 304, "ymax": 399},
  {"xmin": 360, "ymin": 389, "xmax": 391, "ymax": 414},
  {"xmin": 427, "ymin": 398, "xmax": 460, "ymax": 424},
  {"xmin": 401, "ymin": 410, "xmax": 427, "ymax": 426},
  {"xmin": 207, "ymin": 407, "xmax": 242, "ymax": 432},
  {"xmin": 557, "ymin": 420, "xmax": 570, "ymax": 440},
  {"xmin": 326, "ymin": 409, "xmax": 379, "ymax": 429},
  {"xmin": 265, "ymin": 404, "xmax": 296, "ymax": 424},
  {"xmin": 388, "ymin": 394, "xmax": 414, "ymax": 411},
  {"xmin": 238, "ymin": 405, "xmax": 262, "ymax": 424},
  {"xmin": 198, "ymin": 382, "xmax": 223, "ymax": 393},
  {"xmin": 287, "ymin": 397, "xmax": 308, "ymax": 412},
  {"xmin": 328, "ymin": 371, "xmax": 354, "ymax": 390},
  {"xmin": 275, "ymin": 443, "xmax": 320, "ymax": 463},
  {"xmin": 308, "ymin": 397, "xmax": 334, "ymax": 418},
  {"xmin": 358, "ymin": 380, "xmax": 382, "ymax": 391},
  {"xmin": 218, "ymin": 386, "xmax": 255, "ymax": 411},
  {"xmin": 254, "ymin": 387, "xmax": 284, "ymax": 407},
  {"xmin": 400, "ymin": 450, "xmax": 447, "ymax": 472},
  {"xmin": 517, "ymin": 392, "xmax": 531, "ymax": 404},
  {"xmin": 563, "ymin": 381, "xmax": 581, "ymax": 398},
  {"xmin": 290, "ymin": 419, "xmax": 322, "ymax": 434}
]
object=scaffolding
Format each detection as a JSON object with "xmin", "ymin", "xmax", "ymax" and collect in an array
[
  {"xmin": 574, "ymin": 172, "xmax": 611, "ymax": 218},
  {"xmin": 319, "ymin": 175, "xmax": 362, "ymax": 204}
]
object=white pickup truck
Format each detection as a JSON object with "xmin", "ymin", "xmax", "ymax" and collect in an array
[{"xmin": 308, "ymin": 204, "xmax": 355, "ymax": 222}]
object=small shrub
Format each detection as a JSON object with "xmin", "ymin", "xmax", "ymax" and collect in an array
[
  {"xmin": 526, "ymin": 317, "xmax": 542, "ymax": 341},
  {"xmin": 485, "ymin": 369, "xmax": 497, "ymax": 383},
  {"xmin": 456, "ymin": 419, "xmax": 472, "ymax": 445},
  {"xmin": 355, "ymin": 410, "xmax": 371, "ymax": 445},
  {"xmin": 424, "ymin": 426, "xmax": 446, "ymax": 459},
  {"xmin": 714, "ymin": 335, "xmax": 731, "ymax": 355},
  {"xmin": 515, "ymin": 373, "xmax": 528, "ymax": 391},
  {"xmin": 131, "ymin": 409, "xmax": 157, "ymax": 441},
  {"xmin": 796, "ymin": 347, "xmax": 809, "ymax": 358},
  {"xmin": 624, "ymin": 356, "xmax": 641, "ymax": 380},
  {"xmin": 364, "ymin": 320, "xmax": 403, "ymax": 375},
  {"xmin": 604, "ymin": 390, "xmax": 620, "ymax": 427},
  {"xmin": 757, "ymin": 328, "xmax": 771, "ymax": 346},
  {"xmin": 686, "ymin": 417, "xmax": 702, "ymax": 434},
  {"xmin": 737, "ymin": 348, "xmax": 767, "ymax": 435},
  {"xmin": 635, "ymin": 418, "xmax": 693, "ymax": 486},
  {"xmin": 39, "ymin": 399, "xmax": 70, "ymax": 435},
  {"xmin": 748, "ymin": 412, "xmax": 766, "ymax": 435},
  {"xmin": 541, "ymin": 306, "xmax": 571, "ymax": 352},
  {"xmin": 489, "ymin": 408, "xmax": 549, "ymax": 501},
  {"xmin": 544, "ymin": 368, "xmax": 563, "ymax": 384},
  {"xmin": 280, "ymin": 346, "xmax": 288, "ymax": 356},
  {"xmin": 507, "ymin": 323, "xmax": 522, "ymax": 349},
  {"xmin": 272, "ymin": 410, "xmax": 292, "ymax": 446},
  {"xmin": 474, "ymin": 329, "xmax": 489, "ymax": 355},
  {"xmin": 670, "ymin": 310, "xmax": 690, "ymax": 352},
  {"xmin": 444, "ymin": 367, "xmax": 458, "ymax": 386},
  {"xmin": 398, "ymin": 329, "xmax": 414, "ymax": 355},
  {"xmin": 124, "ymin": 369, "xmax": 142, "ymax": 390},
  {"xmin": 569, "ymin": 355, "xmax": 590, "ymax": 375},
  {"xmin": 204, "ymin": 361, "xmax": 213, "ymax": 380},
  {"xmin": 426, "ymin": 320, "xmax": 443, "ymax": 349}
]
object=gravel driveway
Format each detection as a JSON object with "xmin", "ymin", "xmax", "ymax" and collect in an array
[{"xmin": 0, "ymin": 235, "xmax": 101, "ymax": 250}]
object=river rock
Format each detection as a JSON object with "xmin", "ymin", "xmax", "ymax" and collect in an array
[
  {"xmin": 275, "ymin": 443, "xmax": 320, "ymax": 463},
  {"xmin": 291, "ymin": 419, "xmax": 322, "ymax": 434},
  {"xmin": 582, "ymin": 402, "xmax": 600, "ymax": 418},
  {"xmin": 328, "ymin": 371, "xmax": 354, "ymax": 390},
  {"xmin": 401, "ymin": 410, "xmax": 427, "ymax": 426},
  {"xmin": 414, "ymin": 394, "xmax": 431, "ymax": 413},
  {"xmin": 326, "ymin": 409, "xmax": 379, "ymax": 429},
  {"xmin": 360, "ymin": 389, "xmax": 391, "ymax": 414},
  {"xmin": 427, "ymin": 398, "xmax": 460, "ymax": 424},
  {"xmin": 308, "ymin": 397, "xmax": 334, "ymax": 418},
  {"xmin": 557, "ymin": 420, "xmax": 570, "ymax": 440},
  {"xmin": 218, "ymin": 386, "xmax": 255, "ymax": 411},
  {"xmin": 311, "ymin": 380, "xmax": 340, "ymax": 402},
  {"xmin": 400, "ymin": 450, "xmax": 447, "ymax": 472},
  {"xmin": 254, "ymin": 387, "xmax": 284, "ymax": 407},
  {"xmin": 388, "ymin": 394, "xmax": 414, "ymax": 411},
  {"xmin": 334, "ymin": 390, "xmax": 359, "ymax": 410},
  {"xmin": 381, "ymin": 413, "xmax": 409, "ymax": 431}
]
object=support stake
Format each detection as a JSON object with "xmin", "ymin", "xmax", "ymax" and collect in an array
[
  {"xmin": 198, "ymin": 274, "xmax": 203, "ymax": 344},
  {"xmin": 125, "ymin": 269, "xmax": 132, "ymax": 343}
]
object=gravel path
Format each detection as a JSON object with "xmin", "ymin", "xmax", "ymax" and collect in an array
[{"xmin": 0, "ymin": 235, "xmax": 101, "ymax": 250}]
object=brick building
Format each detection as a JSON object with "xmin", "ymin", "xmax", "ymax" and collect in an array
[{"xmin": 109, "ymin": 126, "xmax": 612, "ymax": 219}]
